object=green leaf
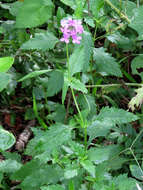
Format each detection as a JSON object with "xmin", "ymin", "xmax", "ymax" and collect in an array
[
  {"xmin": 64, "ymin": 169, "xmax": 78, "ymax": 179},
  {"xmin": 88, "ymin": 145, "xmax": 123, "ymax": 164},
  {"xmin": 0, "ymin": 57, "xmax": 14, "ymax": 72},
  {"xmin": 25, "ymin": 124, "xmax": 72, "ymax": 156},
  {"xmin": 60, "ymin": 0, "xmax": 76, "ymax": 8},
  {"xmin": 0, "ymin": 73, "xmax": 11, "ymax": 92},
  {"xmin": 129, "ymin": 87, "xmax": 143, "ymax": 111},
  {"xmin": 18, "ymin": 70, "xmax": 51, "ymax": 82},
  {"xmin": 96, "ymin": 107, "xmax": 138, "ymax": 124},
  {"xmin": 46, "ymin": 70, "xmax": 64, "ymax": 97},
  {"xmin": 16, "ymin": 0, "xmax": 54, "ymax": 28},
  {"xmin": 131, "ymin": 55, "xmax": 143, "ymax": 80},
  {"xmin": 69, "ymin": 32, "xmax": 93, "ymax": 76},
  {"xmin": 21, "ymin": 32, "xmax": 59, "ymax": 51},
  {"xmin": 41, "ymin": 185, "xmax": 65, "ymax": 190},
  {"xmin": 81, "ymin": 160, "xmax": 95, "ymax": 177},
  {"xmin": 70, "ymin": 77, "xmax": 87, "ymax": 93},
  {"xmin": 12, "ymin": 160, "xmax": 63, "ymax": 190},
  {"xmin": 87, "ymin": 107, "xmax": 138, "ymax": 142},
  {"xmin": 130, "ymin": 165, "xmax": 143, "ymax": 181},
  {"xmin": 93, "ymin": 47, "xmax": 122, "ymax": 77},
  {"xmin": 0, "ymin": 128, "xmax": 15, "ymax": 151},
  {"xmin": 129, "ymin": 6, "xmax": 143, "ymax": 40},
  {"xmin": 0, "ymin": 159, "xmax": 22, "ymax": 173},
  {"xmin": 113, "ymin": 174, "xmax": 136, "ymax": 190},
  {"xmin": 89, "ymin": 0, "xmax": 104, "ymax": 19}
]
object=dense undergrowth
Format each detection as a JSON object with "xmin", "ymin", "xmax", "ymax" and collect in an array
[{"xmin": 0, "ymin": 0, "xmax": 143, "ymax": 189}]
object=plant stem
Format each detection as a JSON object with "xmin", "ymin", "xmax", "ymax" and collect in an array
[
  {"xmin": 66, "ymin": 43, "xmax": 70, "ymax": 79},
  {"xmin": 104, "ymin": 0, "xmax": 130, "ymax": 23},
  {"xmin": 86, "ymin": 83, "xmax": 143, "ymax": 88},
  {"xmin": 71, "ymin": 88, "xmax": 84, "ymax": 128}
]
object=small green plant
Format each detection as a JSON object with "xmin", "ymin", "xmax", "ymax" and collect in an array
[{"xmin": 0, "ymin": 0, "xmax": 143, "ymax": 189}]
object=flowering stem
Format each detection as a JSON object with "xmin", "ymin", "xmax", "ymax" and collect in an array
[
  {"xmin": 66, "ymin": 44, "xmax": 70, "ymax": 79},
  {"xmin": 71, "ymin": 88, "xmax": 87, "ymax": 149}
]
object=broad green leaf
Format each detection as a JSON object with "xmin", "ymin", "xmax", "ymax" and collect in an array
[
  {"xmin": 129, "ymin": 87, "xmax": 143, "ymax": 111},
  {"xmin": 21, "ymin": 32, "xmax": 59, "ymax": 51},
  {"xmin": 81, "ymin": 160, "xmax": 95, "ymax": 177},
  {"xmin": 130, "ymin": 165, "xmax": 143, "ymax": 181},
  {"xmin": 113, "ymin": 174, "xmax": 136, "ymax": 190},
  {"xmin": 88, "ymin": 145, "xmax": 123, "ymax": 164},
  {"xmin": 60, "ymin": 0, "xmax": 76, "ymax": 9},
  {"xmin": 0, "ymin": 73, "xmax": 11, "ymax": 92},
  {"xmin": 107, "ymin": 32, "xmax": 135, "ymax": 50},
  {"xmin": 70, "ymin": 77, "xmax": 87, "ymax": 93},
  {"xmin": 41, "ymin": 185, "xmax": 65, "ymax": 190},
  {"xmin": 93, "ymin": 48, "xmax": 122, "ymax": 77},
  {"xmin": 87, "ymin": 120, "xmax": 113, "ymax": 141},
  {"xmin": 18, "ymin": 70, "xmax": 51, "ymax": 82},
  {"xmin": 0, "ymin": 57, "xmax": 14, "ymax": 72},
  {"xmin": 69, "ymin": 32, "xmax": 93, "ymax": 76},
  {"xmin": 129, "ymin": 6, "xmax": 143, "ymax": 40},
  {"xmin": 46, "ymin": 70, "xmax": 64, "ymax": 97},
  {"xmin": 96, "ymin": 107, "xmax": 138, "ymax": 124},
  {"xmin": 0, "ymin": 128, "xmax": 15, "ymax": 151},
  {"xmin": 16, "ymin": 0, "xmax": 54, "ymax": 28},
  {"xmin": 89, "ymin": 0, "xmax": 104, "ymax": 19},
  {"xmin": 64, "ymin": 169, "xmax": 78, "ymax": 179},
  {"xmin": 0, "ymin": 159, "xmax": 22, "ymax": 173},
  {"xmin": 12, "ymin": 160, "xmax": 63, "ymax": 190},
  {"xmin": 87, "ymin": 107, "xmax": 138, "ymax": 142},
  {"xmin": 25, "ymin": 124, "xmax": 72, "ymax": 156},
  {"xmin": 131, "ymin": 55, "xmax": 143, "ymax": 80}
]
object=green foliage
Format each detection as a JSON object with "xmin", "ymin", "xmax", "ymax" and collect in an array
[
  {"xmin": 0, "ymin": 73, "xmax": 11, "ymax": 92},
  {"xmin": 15, "ymin": 0, "xmax": 54, "ymax": 28},
  {"xmin": 93, "ymin": 48, "xmax": 122, "ymax": 77},
  {"xmin": 0, "ymin": 127, "xmax": 15, "ymax": 151},
  {"xmin": 0, "ymin": 0, "xmax": 143, "ymax": 189},
  {"xmin": 0, "ymin": 57, "xmax": 14, "ymax": 72},
  {"xmin": 21, "ymin": 32, "xmax": 59, "ymax": 51},
  {"xmin": 25, "ymin": 124, "xmax": 72, "ymax": 156}
]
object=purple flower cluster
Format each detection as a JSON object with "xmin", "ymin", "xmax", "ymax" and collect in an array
[{"xmin": 60, "ymin": 18, "xmax": 83, "ymax": 44}]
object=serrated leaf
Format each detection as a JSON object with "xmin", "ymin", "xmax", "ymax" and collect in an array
[
  {"xmin": 18, "ymin": 70, "xmax": 51, "ymax": 82},
  {"xmin": 130, "ymin": 165, "xmax": 143, "ymax": 181},
  {"xmin": 0, "ymin": 128, "xmax": 15, "ymax": 151},
  {"xmin": 64, "ymin": 169, "xmax": 78, "ymax": 179},
  {"xmin": 87, "ymin": 107, "xmax": 138, "ymax": 142},
  {"xmin": 0, "ymin": 73, "xmax": 11, "ymax": 92},
  {"xmin": 96, "ymin": 107, "xmax": 138, "ymax": 124},
  {"xmin": 129, "ymin": 87, "xmax": 143, "ymax": 111},
  {"xmin": 21, "ymin": 32, "xmax": 59, "ymax": 51},
  {"xmin": 113, "ymin": 174, "xmax": 136, "ymax": 190},
  {"xmin": 0, "ymin": 159, "xmax": 22, "ymax": 173},
  {"xmin": 88, "ymin": 145, "xmax": 123, "ymax": 164},
  {"xmin": 0, "ymin": 57, "xmax": 14, "ymax": 72},
  {"xmin": 81, "ymin": 160, "xmax": 95, "ymax": 177},
  {"xmin": 46, "ymin": 70, "xmax": 64, "ymax": 97},
  {"xmin": 41, "ymin": 185, "xmax": 65, "ymax": 190},
  {"xmin": 129, "ymin": 6, "xmax": 143, "ymax": 40},
  {"xmin": 25, "ymin": 124, "xmax": 72, "ymax": 156},
  {"xmin": 12, "ymin": 159, "xmax": 63, "ymax": 190},
  {"xmin": 69, "ymin": 77, "xmax": 87, "ymax": 93},
  {"xmin": 131, "ymin": 55, "xmax": 143, "ymax": 80},
  {"xmin": 93, "ymin": 47, "xmax": 122, "ymax": 77},
  {"xmin": 16, "ymin": 0, "xmax": 54, "ymax": 28},
  {"xmin": 69, "ymin": 32, "xmax": 93, "ymax": 76}
]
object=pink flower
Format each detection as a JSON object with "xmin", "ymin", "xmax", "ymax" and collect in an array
[{"xmin": 60, "ymin": 18, "xmax": 83, "ymax": 44}]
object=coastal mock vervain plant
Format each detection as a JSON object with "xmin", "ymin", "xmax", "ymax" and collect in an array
[{"xmin": 60, "ymin": 18, "xmax": 83, "ymax": 44}]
